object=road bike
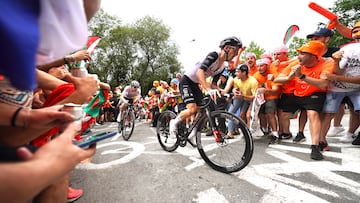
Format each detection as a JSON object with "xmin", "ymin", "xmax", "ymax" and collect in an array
[
  {"xmin": 156, "ymin": 95, "xmax": 254, "ymax": 173},
  {"xmin": 118, "ymin": 101, "xmax": 136, "ymax": 141}
]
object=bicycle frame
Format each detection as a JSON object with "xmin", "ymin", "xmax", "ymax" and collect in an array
[{"xmin": 177, "ymin": 96, "xmax": 223, "ymax": 146}]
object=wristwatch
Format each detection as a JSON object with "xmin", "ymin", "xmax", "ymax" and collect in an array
[
  {"xmin": 299, "ymin": 74, "xmax": 306, "ymax": 80},
  {"xmin": 64, "ymin": 56, "xmax": 70, "ymax": 64}
]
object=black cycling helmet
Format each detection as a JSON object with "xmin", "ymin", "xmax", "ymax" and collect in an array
[{"xmin": 219, "ymin": 36, "xmax": 242, "ymax": 49}]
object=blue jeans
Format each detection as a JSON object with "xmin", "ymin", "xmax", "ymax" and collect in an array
[{"xmin": 228, "ymin": 98, "xmax": 243, "ymax": 131}]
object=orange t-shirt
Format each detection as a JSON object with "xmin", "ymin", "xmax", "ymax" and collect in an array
[
  {"xmin": 270, "ymin": 58, "xmax": 298, "ymax": 74},
  {"xmin": 253, "ymin": 70, "xmax": 280, "ymax": 100},
  {"xmin": 294, "ymin": 58, "xmax": 334, "ymax": 97},
  {"xmin": 248, "ymin": 66, "xmax": 258, "ymax": 76},
  {"xmin": 279, "ymin": 60, "xmax": 299, "ymax": 94}
]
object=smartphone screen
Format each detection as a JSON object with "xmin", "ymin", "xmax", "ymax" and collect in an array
[{"xmin": 75, "ymin": 131, "xmax": 118, "ymax": 148}]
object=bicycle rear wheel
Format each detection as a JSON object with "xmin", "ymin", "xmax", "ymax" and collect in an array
[
  {"xmin": 156, "ymin": 110, "xmax": 179, "ymax": 152},
  {"xmin": 196, "ymin": 110, "xmax": 253, "ymax": 173},
  {"xmin": 122, "ymin": 110, "xmax": 135, "ymax": 141}
]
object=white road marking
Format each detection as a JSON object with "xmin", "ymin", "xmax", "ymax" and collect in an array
[
  {"xmin": 235, "ymin": 149, "xmax": 360, "ymax": 202},
  {"xmin": 193, "ymin": 187, "xmax": 228, "ymax": 203},
  {"xmin": 76, "ymin": 141, "xmax": 144, "ymax": 170}
]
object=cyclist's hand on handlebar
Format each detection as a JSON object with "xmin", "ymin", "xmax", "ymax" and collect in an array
[{"xmin": 207, "ymin": 89, "xmax": 221, "ymax": 101}]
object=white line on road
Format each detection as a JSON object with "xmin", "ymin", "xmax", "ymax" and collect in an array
[{"xmin": 193, "ymin": 187, "xmax": 228, "ymax": 203}]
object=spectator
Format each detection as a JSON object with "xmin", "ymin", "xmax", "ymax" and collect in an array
[{"xmin": 277, "ymin": 40, "xmax": 334, "ymax": 160}]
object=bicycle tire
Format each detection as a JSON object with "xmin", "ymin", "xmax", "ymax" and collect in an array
[
  {"xmin": 122, "ymin": 109, "xmax": 135, "ymax": 141},
  {"xmin": 156, "ymin": 110, "xmax": 179, "ymax": 152},
  {"xmin": 196, "ymin": 110, "xmax": 253, "ymax": 173},
  {"xmin": 117, "ymin": 121, "xmax": 123, "ymax": 133}
]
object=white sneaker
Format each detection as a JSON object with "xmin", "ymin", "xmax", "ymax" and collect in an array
[
  {"xmin": 169, "ymin": 119, "xmax": 178, "ymax": 139},
  {"xmin": 339, "ymin": 132, "xmax": 355, "ymax": 143},
  {"xmin": 327, "ymin": 126, "xmax": 345, "ymax": 137}
]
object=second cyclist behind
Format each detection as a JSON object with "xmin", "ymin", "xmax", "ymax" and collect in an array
[{"xmin": 117, "ymin": 80, "xmax": 141, "ymax": 126}]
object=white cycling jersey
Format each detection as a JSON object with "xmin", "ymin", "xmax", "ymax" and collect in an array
[
  {"xmin": 184, "ymin": 52, "xmax": 226, "ymax": 83},
  {"xmin": 122, "ymin": 85, "xmax": 141, "ymax": 99}
]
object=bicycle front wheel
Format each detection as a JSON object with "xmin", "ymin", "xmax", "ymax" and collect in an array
[
  {"xmin": 156, "ymin": 110, "xmax": 179, "ymax": 152},
  {"xmin": 196, "ymin": 110, "xmax": 253, "ymax": 173},
  {"xmin": 122, "ymin": 110, "xmax": 135, "ymax": 141}
]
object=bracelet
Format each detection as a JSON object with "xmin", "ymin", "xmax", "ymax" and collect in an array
[{"xmin": 11, "ymin": 107, "xmax": 23, "ymax": 127}]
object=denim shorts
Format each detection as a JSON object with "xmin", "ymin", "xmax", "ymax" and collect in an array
[{"xmin": 322, "ymin": 91, "xmax": 360, "ymax": 113}]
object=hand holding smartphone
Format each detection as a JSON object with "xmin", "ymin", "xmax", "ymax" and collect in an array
[{"xmin": 75, "ymin": 131, "xmax": 117, "ymax": 148}]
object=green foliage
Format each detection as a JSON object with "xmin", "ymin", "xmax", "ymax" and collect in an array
[
  {"xmin": 288, "ymin": 37, "xmax": 307, "ymax": 58},
  {"xmin": 88, "ymin": 11, "xmax": 180, "ymax": 95},
  {"xmin": 330, "ymin": 0, "xmax": 360, "ymax": 47},
  {"xmin": 242, "ymin": 41, "xmax": 266, "ymax": 61}
]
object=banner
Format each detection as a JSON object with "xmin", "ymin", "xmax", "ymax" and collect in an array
[{"xmin": 249, "ymin": 90, "xmax": 266, "ymax": 134}]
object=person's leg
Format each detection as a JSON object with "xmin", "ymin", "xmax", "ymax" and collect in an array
[
  {"xmin": 333, "ymin": 103, "xmax": 345, "ymax": 127},
  {"xmin": 348, "ymin": 107, "xmax": 360, "ymax": 134},
  {"xmin": 33, "ymin": 175, "xmax": 68, "ymax": 203},
  {"xmin": 265, "ymin": 100, "xmax": 280, "ymax": 144},
  {"xmin": 340, "ymin": 93, "xmax": 360, "ymax": 142},
  {"xmin": 227, "ymin": 98, "xmax": 242, "ymax": 136},
  {"xmin": 307, "ymin": 110, "xmax": 323, "ymax": 160},
  {"xmin": 319, "ymin": 113, "xmax": 334, "ymax": 145},
  {"xmin": 303, "ymin": 92, "xmax": 327, "ymax": 160},
  {"xmin": 319, "ymin": 92, "xmax": 344, "ymax": 150},
  {"xmin": 298, "ymin": 109, "xmax": 307, "ymax": 134}
]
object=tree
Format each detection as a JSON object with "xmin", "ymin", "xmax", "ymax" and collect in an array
[
  {"xmin": 288, "ymin": 36, "xmax": 307, "ymax": 58},
  {"xmin": 87, "ymin": 12, "xmax": 181, "ymax": 95},
  {"xmin": 131, "ymin": 16, "xmax": 181, "ymax": 93},
  {"xmin": 242, "ymin": 41, "xmax": 266, "ymax": 61}
]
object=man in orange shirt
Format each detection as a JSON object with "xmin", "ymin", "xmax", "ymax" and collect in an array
[
  {"xmin": 245, "ymin": 52, "xmax": 258, "ymax": 76},
  {"xmin": 270, "ymin": 46, "xmax": 294, "ymax": 140},
  {"xmin": 278, "ymin": 41, "xmax": 334, "ymax": 160},
  {"xmin": 253, "ymin": 58, "xmax": 281, "ymax": 144}
]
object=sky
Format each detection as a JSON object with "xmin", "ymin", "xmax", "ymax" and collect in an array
[{"xmin": 100, "ymin": 0, "xmax": 336, "ymax": 69}]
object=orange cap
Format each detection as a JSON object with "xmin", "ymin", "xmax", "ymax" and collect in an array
[{"xmin": 296, "ymin": 40, "xmax": 326, "ymax": 58}]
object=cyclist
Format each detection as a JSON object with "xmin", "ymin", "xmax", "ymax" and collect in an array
[
  {"xmin": 117, "ymin": 80, "xmax": 141, "ymax": 126},
  {"xmin": 169, "ymin": 37, "xmax": 243, "ymax": 138}
]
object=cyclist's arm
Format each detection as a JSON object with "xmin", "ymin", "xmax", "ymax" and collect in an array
[{"xmin": 196, "ymin": 69, "xmax": 211, "ymax": 91}]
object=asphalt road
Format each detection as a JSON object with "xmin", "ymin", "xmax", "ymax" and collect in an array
[{"xmin": 71, "ymin": 114, "xmax": 360, "ymax": 203}]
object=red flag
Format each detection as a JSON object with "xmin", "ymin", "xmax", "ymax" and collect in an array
[
  {"xmin": 86, "ymin": 36, "xmax": 101, "ymax": 54},
  {"xmin": 283, "ymin": 25, "xmax": 300, "ymax": 45}
]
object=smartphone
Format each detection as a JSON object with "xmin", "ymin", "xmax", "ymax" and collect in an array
[{"xmin": 75, "ymin": 131, "xmax": 118, "ymax": 148}]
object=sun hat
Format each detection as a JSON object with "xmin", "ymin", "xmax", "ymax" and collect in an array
[{"xmin": 296, "ymin": 40, "xmax": 326, "ymax": 58}]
